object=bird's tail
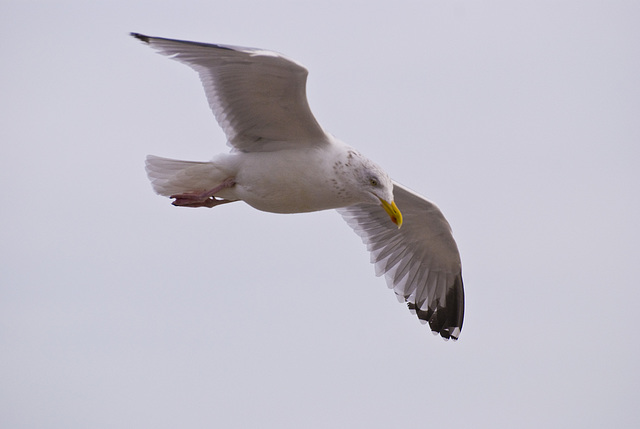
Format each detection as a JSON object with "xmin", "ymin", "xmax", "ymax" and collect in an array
[{"xmin": 145, "ymin": 155, "xmax": 227, "ymax": 197}]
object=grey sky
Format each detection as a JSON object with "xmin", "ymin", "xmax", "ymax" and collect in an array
[{"xmin": 1, "ymin": 1, "xmax": 639, "ymax": 428}]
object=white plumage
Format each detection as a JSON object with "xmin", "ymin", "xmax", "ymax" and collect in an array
[{"xmin": 132, "ymin": 33, "xmax": 464, "ymax": 340}]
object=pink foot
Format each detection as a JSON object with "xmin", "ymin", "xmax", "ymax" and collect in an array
[{"xmin": 170, "ymin": 178, "xmax": 236, "ymax": 208}]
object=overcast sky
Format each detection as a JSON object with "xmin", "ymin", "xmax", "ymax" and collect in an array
[{"xmin": 1, "ymin": 1, "xmax": 639, "ymax": 428}]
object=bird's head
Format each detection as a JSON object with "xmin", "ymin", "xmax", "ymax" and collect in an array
[{"xmin": 350, "ymin": 152, "xmax": 403, "ymax": 228}]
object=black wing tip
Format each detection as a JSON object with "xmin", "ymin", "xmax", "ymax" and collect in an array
[
  {"xmin": 408, "ymin": 302, "xmax": 462, "ymax": 341},
  {"xmin": 408, "ymin": 275, "xmax": 465, "ymax": 341},
  {"xmin": 130, "ymin": 32, "xmax": 150, "ymax": 43},
  {"xmin": 129, "ymin": 33, "xmax": 239, "ymax": 53}
]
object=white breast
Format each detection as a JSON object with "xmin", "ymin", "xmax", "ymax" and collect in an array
[{"xmin": 226, "ymin": 148, "xmax": 360, "ymax": 214}]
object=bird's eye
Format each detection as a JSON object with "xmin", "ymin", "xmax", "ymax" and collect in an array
[{"xmin": 369, "ymin": 177, "xmax": 379, "ymax": 187}]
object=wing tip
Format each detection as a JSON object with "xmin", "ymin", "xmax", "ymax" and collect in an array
[
  {"xmin": 130, "ymin": 32, "xmax": 150, "ymax": 44},
  {"xmin": 129, "ymin": 33, "xmax": 241, "ymax": 53},
  {"xmin": 407, "ymin": 274, "xmax": 465, "ymax": 341}
]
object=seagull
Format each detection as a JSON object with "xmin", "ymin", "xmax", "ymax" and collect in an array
[{"xmin": 131, "ymin": 33, "xmax": 465, "ymax": 340}]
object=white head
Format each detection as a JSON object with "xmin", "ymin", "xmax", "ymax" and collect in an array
[{"xmin": 341, "ymin": 150, "xmax": 403, "ymax": 227}]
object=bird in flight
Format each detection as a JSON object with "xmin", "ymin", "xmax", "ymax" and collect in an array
[{"xmin": 131, "ymin": 33, "xmax": 464, "ymax": 340}]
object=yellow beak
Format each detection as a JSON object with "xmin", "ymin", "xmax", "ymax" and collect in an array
[{"xmin": 379, "ymin": 199, "xmax": 403, "ymax": 228}]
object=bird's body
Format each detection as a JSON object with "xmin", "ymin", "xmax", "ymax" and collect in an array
[
  {"xmin": 147, "ymin": 138, "xmax": 388, "ymax": 214},
  {"xmin": 132, "ymin": 33, "xmax": 464, "ymax": 340}
]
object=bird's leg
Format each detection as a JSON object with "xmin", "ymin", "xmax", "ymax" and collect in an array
[{"xmin": 170, "ymin": 178, "xmax": 236, "ymax": 208}]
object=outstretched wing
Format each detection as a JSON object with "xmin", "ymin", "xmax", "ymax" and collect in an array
[
  {"xmin": 338, "ymin": 182, "xmax": 464, "ymax": 340},
  {"xmin": 131, "ymin": 33, "xmax": 327, "ymax": 152}
]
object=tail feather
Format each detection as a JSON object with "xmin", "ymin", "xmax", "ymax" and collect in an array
[{"xmin": 145, "ymin": 155, "xmax": 227, "ymax": 197}]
